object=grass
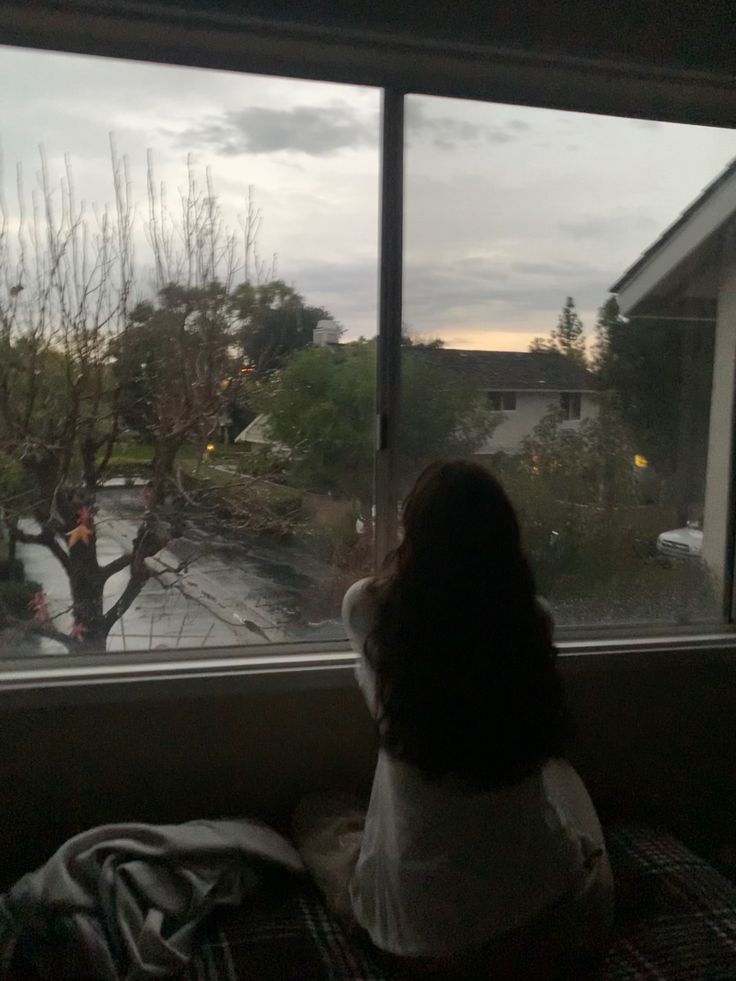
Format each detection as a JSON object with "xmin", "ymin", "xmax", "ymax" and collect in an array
[
  {"xmin": 101, "ymin": 442, "xmax": 210, "ymax": 479},
  {"xmin": 106, "ymin": 442, "xmax": 250, "ymax": 466},
  {"xmin": 107, "ymin": 443, "xmax": 154, "ymax": 463}
]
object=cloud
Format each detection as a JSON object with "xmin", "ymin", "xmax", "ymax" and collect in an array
[
  {"xmin": 405, "ymin": 103, "xmax": 528, "ymax": 149},
  {"xmin": 180, "ymin": 103, "xmax": 377, "ymax": 156},
  {"xmin": 3, "ymin": 44, "xmax": 734, "ymax": 354},
  {"xmin": 402, "ymin": 256, "xmax": 612, "ymax": 335},
  {"xmin": 278, "ymin": 257, "xmax": 379, "ymax": 337},
  {"xmin": 285, "ymin": 252, "xmax": 612, "ymax": 344},
  {"xmin": 559, "ymin": 213, "xmax": 659, "ymax": 239},
  {"xmin": 511, "ymin": 260, "xmax": 599, "ymax": 278}
]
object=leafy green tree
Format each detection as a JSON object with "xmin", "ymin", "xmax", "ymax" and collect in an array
[
  {"xmin": 591, "ymin": 295, "xmax": 623, "ymax": 373},
  {"xmin": 530, "ymin": 296, "xmax": 587, "ymax": 365},
  {"xmin": 519, "ymin": 405, "xmax": 637, "ymax": 509},
  {"xmin": 593, "ymin": 295, "xmax": 713, "ymax": 520},
  {"xmin": 257, "ymin": 341, "xmax": 375, "ymax": 500},
  {"xmin": 397, "ymin": 346, "xmax": 496, "ymax": 491},
  {"xmin": 257, "ymin": 339, "xmax": 497, "ymax": 505},
  {"xmin": 491, "ymin": 406, "xmax": 639, "ymax": 604},
  {"xmin": 594, "ymin": 295, "xmax": 681, "ymax": 472},
  {"xmin": 113, "ymin": 281, "xmax": 240, "ymax": 500},
  {"xmin": 229, "ymin": 280, "xmax": 336, "ymax": 377}
]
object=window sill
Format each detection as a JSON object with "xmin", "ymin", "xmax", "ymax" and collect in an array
[{"xmin": 0, "ymin": 629, "xmax": 734, "ymax": 708}]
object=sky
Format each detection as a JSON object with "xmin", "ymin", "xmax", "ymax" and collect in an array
[{"xmin": 2, "ymin": 44, "xmax": 736, "ymax": 351}]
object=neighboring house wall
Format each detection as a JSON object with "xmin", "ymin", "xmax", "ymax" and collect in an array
[
  {"xmin": 480, "ymin": 391, "xmax": 597, "ymax": 453},
  {"xmin": 234, "ymin": 414, "xmax": 271, "ymax": 446}
]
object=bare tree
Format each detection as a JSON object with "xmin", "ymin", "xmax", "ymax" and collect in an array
[
  {"xmin": 0, "ymin": 147, "xmax": 256, "ymax": 652},
  {"xmin": 116, "ymin": 154, "xmax": 249, "ymax": 503}
]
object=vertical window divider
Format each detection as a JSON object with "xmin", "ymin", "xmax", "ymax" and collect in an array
[
  {"xmin": 725, "ymin": 334, "xmax": 736, "ymax": 624},
  {"xmin": 710, "ymin": 226, "xmax": 736, "ymax": 624},
  {"xmin": 374, "ymin": 88, "xmax": 404, "ymax": 568}
]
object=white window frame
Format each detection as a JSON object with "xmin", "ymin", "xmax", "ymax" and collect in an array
[{"xmin": 0, "ymin": 2, "xmax": 735, "ymax": 701}]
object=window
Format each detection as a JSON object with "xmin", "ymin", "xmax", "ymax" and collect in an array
[
  {"xmin": 0, "ymin": 45, "xmax": 379, "ymax": 657},
  {"xmin": 1, "ymin": 30, "xmax": 735, "ymax": 664},
  {"xmin": 560, "ymin": 393, "xmax": 582, "ymax": 421},
  {"xmin": 487, "ymin": 391, "xmax": 517, "ymax": 411},
  {"xmin": 402, "ymin": 92, "xmax": 735, "ymax": 628}
]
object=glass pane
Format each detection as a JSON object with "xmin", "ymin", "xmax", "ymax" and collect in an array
[
  {"xmin": 0, "ymin": 46, "xmax": 379, "ymax": 655},
  {"xmin": 402, "ymin": 94, "xmax": 736, "ymax": 628}
]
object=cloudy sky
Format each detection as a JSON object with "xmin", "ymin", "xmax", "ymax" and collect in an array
[{"xmin": 2, "ymin": 43, "xmax": 736, "ymax": 350}]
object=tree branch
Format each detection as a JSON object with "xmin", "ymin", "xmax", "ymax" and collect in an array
[
  {"xmin": 31, "ymin": 623, "xmax": 75, "ymax": 651},
  {"xmin": 102, "ymin": 513, "xmax": 171, "ymax": 630},
  {"xmin": 103, "ymin": 570, "xmax": 148, "ymax": 631},
  {"xmin": 101, "ymin": 552, "xmax": 132, "ymax": 582},
  {"xmin": 3, "ymin": 615, "xmax": 75, "ymax": 652}
]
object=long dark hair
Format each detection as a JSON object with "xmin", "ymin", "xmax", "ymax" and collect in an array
[{"xmin": 367, "ymin": 459, "xmax": 572, "ymax": 790}]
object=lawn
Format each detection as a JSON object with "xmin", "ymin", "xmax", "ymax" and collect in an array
[{"xmin": 100, "ymin": 442, "xmax": 241, "ymax": 479}]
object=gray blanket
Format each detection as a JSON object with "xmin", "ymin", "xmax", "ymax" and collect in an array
[{"xmin": 0, "ymin": 818, "xmax": 304, "ymax": 980}]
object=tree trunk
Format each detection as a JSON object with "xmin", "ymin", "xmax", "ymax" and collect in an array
[
  {"xmin": 151, "ymin": 438, "xmax": 180, "ymax": 507},
  {"xmin": 81, "ymin": 434, "xmax": 99, "ymax": 491},
  {"xmin": 69, "ymin": 545, "xmax": 108, "ymax": 652}
]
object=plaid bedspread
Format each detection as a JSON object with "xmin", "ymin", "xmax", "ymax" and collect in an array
[
  {"xmin": 186, "ymin": 825, "xmax": 736, "ymax": 981},
  {"xmin": 598, "ymin": 825, "xmax": 736, "ymax": 980},
  {"xmin": 5, "ymin": 825, "xmax": 736, "ymax": 979},
  {"xmin": 185, "ymin": 872, "xmax": 387, "ymax": 981}
]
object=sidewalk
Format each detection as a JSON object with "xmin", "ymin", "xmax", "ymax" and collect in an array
[{"xmin": 17, "ymin": 510, "xmax": 286, "ymax": 654}]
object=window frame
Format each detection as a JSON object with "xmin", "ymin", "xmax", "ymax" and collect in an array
[
  {"xmin": 0, "ymin": 2, "xmax": 735, "ymax": 694},
  {"xmin": 560, "ymin": 392, "xmax": 582, "ymax": 421},
  {"xmin": 487, "ymin": 391, "xmax": 518, "ymax": 412},
  {"xmin": 0, "ymin": 630, "xmax": 734, "ymax": 708}
]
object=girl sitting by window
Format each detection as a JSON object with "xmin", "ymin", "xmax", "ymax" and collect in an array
[{"xmin": 295, "ymin": 459, "xmax": 613, "ymax": 979}]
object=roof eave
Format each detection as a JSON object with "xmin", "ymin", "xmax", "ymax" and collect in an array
[{"xmin": 612, "ymin": 156, "xmax": 736, "ymax": 315}]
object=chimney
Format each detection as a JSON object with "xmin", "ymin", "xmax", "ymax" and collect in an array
[{"xmin": 313, "ymin": 319, "xmax": 341, "ymax": 347}]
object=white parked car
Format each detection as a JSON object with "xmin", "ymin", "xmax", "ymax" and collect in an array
[{"xmin": 656, "ymin": 522, "xmax": 703, "ymax": 559}]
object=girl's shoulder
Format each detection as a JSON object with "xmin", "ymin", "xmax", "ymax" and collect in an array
[
  {"xmin": 342, "ymin": 577, "xmax": 378, "ymax": 638},
  {"xmin": 342, "ymin": 576, "xmax": 375, "ymax": 606},
  {"xmin": 535, "ymin": 595, "xmax": 555, "ymax": 645}
]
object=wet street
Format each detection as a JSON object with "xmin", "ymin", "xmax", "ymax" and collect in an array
[{"xmin": 17, "ymin": 487, "xmax": 345, "ymax": 655}]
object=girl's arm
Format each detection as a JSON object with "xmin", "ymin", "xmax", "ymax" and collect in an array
[
  {"xmin": 342, "ymin": 578, "xmax": 379, "ymax": 717},
  {"xmin": 536, "ymin": 595, "xmax": 556, "ymax": 650}
]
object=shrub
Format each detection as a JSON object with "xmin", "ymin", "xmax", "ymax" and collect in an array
[
  {"xmin": 0, "ymin": 558, "xmax": 24, "ymax": 582},
  {"xmin": 0, "ymin": 580, "xmax": 42, "ymax": 620}
]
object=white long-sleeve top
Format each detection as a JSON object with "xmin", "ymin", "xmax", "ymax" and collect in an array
[{"xmin": 342, "ymin": 577, "xmax": 605, "ymax": 957}]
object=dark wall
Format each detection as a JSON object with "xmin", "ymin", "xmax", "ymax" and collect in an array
[
  {"xmin": 42, "ymin": 0, "xmax": 736, "ymax": 78},
  {"xmin": 1, "ymin": 652, "xmax": 735, "ymax": 890}
]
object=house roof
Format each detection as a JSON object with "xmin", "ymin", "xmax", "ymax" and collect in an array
[
  {"xmin": 611, "ymin": 155, "xmax": 736, "ymax": 315},
  {"xmin": 411, "ymin": 348, "xmax": 595, "ymax": 391}
]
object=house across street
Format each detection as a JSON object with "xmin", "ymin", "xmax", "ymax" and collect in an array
[{"xmin": 236, "ymin": 345, "xmax": 597, "ymax": 456}]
